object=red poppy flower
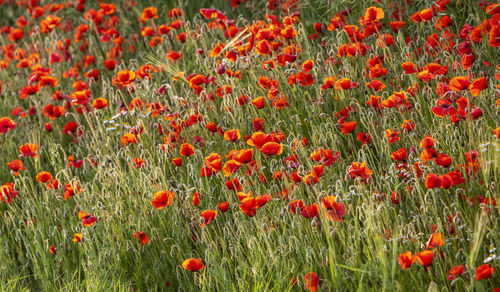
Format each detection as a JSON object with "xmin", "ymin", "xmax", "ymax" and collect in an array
[
  {"xmin": 475, "ymin": 264, "xmax": 494, "ymax": 280},
  {"xmin": 133, "ymin": 231, "xmax": 150, "ymax": 245},
  {"xmin": 398, "ymin": 252, "xmax": 416, "ymax": 270},
  {"xmin": 7, "ymin": 159, "xmax": 25, "ymax": 176},
  {"xmin": 416, "ymin": 250, "xmax": 434, "ymax": 270},
  {"xmin": 78, "ymin": 211, "xmax": 97, "ymax": 227},
  {"xmin": 304, "ymin": 272, "xmax": 319, "ymax": 292},
  {"xmin": 259, "ymin": 142, "xmax": 283, "ymax": 156},
  {"xmin": 217, "ymin": 201, "xmax": 229, "ymax": 212},
  {"xmin": 447, "ymin": 265, "xmax": 465, "ymax": 281},
  {"xmin": 113, "ymin": 70, "xmax": 136, "ymax": 87},
  {"xmin": 72, "ymin": 233, "xmax": 82, "ymax": 243},
  {"xmin": 469, "ymin": 77, "xmax": 487, "ymax": 96},
  {"xmin": 426, "ymin": 233, "xmax": 444, "ymax": 248},
  {"xmin": 179, "ymin": 143, "xmax": 195, "ymax": 157},
  {"xmin": 182, "ymin": 258, "xmax": 205, "ymax": 271},
  {"xmin": 19, "ymin": 143, "xmax": 38, "ymax": 158},
  {"xmin": 201, "ymin": 209, "xmax": 217, "ymax": 226},
  {"xmin": 92, "ymin": 98, "xmax": 108, "ymax": 109},
  {"xmin": 224, "ymin": 129, "xmax": 241, "ymax": 142},
  {"xmin": 151, "ymin": 191, "xmax": 175, "ymax": 209},
  {"xmin": 340, "ymin": 121, "xmax": 357, "ymax": 135}
]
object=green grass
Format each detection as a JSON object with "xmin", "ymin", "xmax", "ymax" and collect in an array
[{"xmin": 0, "ymin": 0, "xmax": 499, "ymax": 290}]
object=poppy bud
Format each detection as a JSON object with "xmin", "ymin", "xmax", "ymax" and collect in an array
[{"xmin": 45, "ymin": 122, "xmax": 53, "ymax": 132}]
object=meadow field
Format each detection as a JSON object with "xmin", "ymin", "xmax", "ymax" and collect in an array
[{"xmin": 0, "ymin": 0, "xmax": 499, "ymax": 290}]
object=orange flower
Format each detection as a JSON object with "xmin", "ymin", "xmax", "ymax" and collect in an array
[
  {"xmin": 92, "ymin": 98, "xmax": 108, "ymax": 109},
  {"xmin": 401, "ymin": 62, "xmax": 417, "ymax": 74},
  {"xmin": 302, "ymin": 60, "xmax": 314, "ymax": 72},
  {"xmin": 447, "ymin": 265, "xmax": 465, "ymax": 281},
  {"xmin": 132, "ymin": 157, "xmax": 146, "ymax": 168},
  {"xmin": 217, "ymin": 201, "xmax": 229, "ymax": 212},
  {"xmin": 64, "ymin": 182, "xmax": 81, "ymax": 200},
  {"xmin": 475, "ymin": 263, "xmax": 494, "ymax": 280},
  {"xmin": 0, "ymin": 117, "xmax": 17, "ymax": 134},
  {"xmin": 192, "ymin": 191, "xmax": 202, "ymax": 206},
  {"xmin": 335, "ymin": 78, "xmax": 358, "ymax": 90},
  {"xmin": 224, "ymin": 129, "xmax": 241, "ymax": 142},
  {"xmin": 204, "ymin": 153, "xmax": 222, "ymax": 172},
  {"xmin": 78, "ymin": 211, "xmax": 97, "ymax": 227},
  {"xmin": 251, "ymin": 96, "xmax": 265, "ymax": 109},
  {"xmin": 201, "ymin": 209, "xmax": 217, "ymax": 226},
  {"xmin": 398, "ymin": 252, "xmax": 416, "ymax": 270},
  {"xmin": 133, "ymin": 231, "xmax": 150, "ymax": 245},
  {"xmin": 239, "ymin": 197, "xmax": 258, "ymax": 217},
  {"xmin": 416, "ymin": 250, "xmax": 434, "ymax": 270},
  {"xmin": 390, "ymin": 148, "xmax": 407, "ymax": 161},
  {"xmin": 140, "ymin": 6, "xmax": 158, "ymax": 22},
  {"xmin": 304, "ymin": 272, "xmax": 319, "ymax": 292},
  {"xmin": 36, "ymin": 171, "xmax": 52, "ymax": 183},
  {"xmin": 309, "ymin": 149, "xmax": 340, "ymax": 166},
  {"xmin": 321, "ymin": 196, "xmax": 346, "ymax": 222},
  {"xmin": 42, "ymin": 104, "xmax": 66, "ymax": 120},
  {"xmin": 19, "ymin": 143, "xmax": 38, "ymax": 158},
  {"xmin": 7, "ymin": 159, "xmax": 25, "ymax": 176},
  {"xmin": 222, "ymin": 159, "xmax": 242, "ymax": 177},
  {"xmin": 179, "ymin": 143, "xmax": 195, "ymax": 157},
  {"xmin": 401, "ymin": 119, "xmax": 415, "ymax": 132},
  {"xmin": 0, "ymin": 183, "xmax": 18, "ymax": 203},
  {"xmin": 72, "ymin": 233, "xmax": 82, "ymax": 243},
  {"xmin": 425, "ymin": 173, "xmax": 441, "ymax": 189},
  {"xmin": 120, "ymin": 133, "xmax": 137, "ymax": 146},
  {"xmin": 340, "ymin": 121, "xmax": 357, "ymax": 135},
  {"xmin": 40, "ymin": 15, "xmax": 61, "ymax": 33},
  {"xmin": 166, "ymin": 50, "xmax": 182, "ymax": 61},
  {"xmin": 151, "ymin": 191, "xmax": 175, "ymax": 209},
  {"xmin": 172, "ymin": 157, "xmax": 183, "ymax": 166},
  {"xmin": 449, "ymin": 76, "xmax": 470, "ymax": 91},
  {"xmin": 385, "ymin": 129, "xmax": 400, "ymax": 144},
  {"xmin": 426, "ymin": 233, "xmax": 444, "ymax": 248},
  {"xmin": 182, "ymin": 258, "xmax": 204, "ymax": 271},
  {"xmin": 493, "ymin": 127, "xmax": 500, "ymax": 139},
  {"xmin": 113, "ymin": 70, "xmax": 136, "ymax": 87},
  {"xmin": 300, "ymin": 204, "xmax": 320, "ymax": 218},
  {"xmin": 200, "ymin": 8, "xmax": 227, "ymax": 20},
  {"xmin": 209, "ymin": 42, "xmax": 225, "ymax": 57},
  {"xmin": 468, "ymin": 77, "xmax": 487, "ymax": 96},
  {"xmin": 435, "ymin": 154, "xmax": 452, "ymax": 168},
  {"xmin": 259, "ymin": 142, "xmax": 283, "ymax": 156},
  {"xmin": 420, "ymin": 136, "xmax": 436, "ymax": 148},
  {"xmin": 347, "ymin": 161, "xmax": 373, "ymax": 182}
]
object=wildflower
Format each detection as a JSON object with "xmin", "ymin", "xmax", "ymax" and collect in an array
[
  {"xmin": 304, "ymin": 272, "xmax": 319, "ymax": 292},
  {"xmin": 0, "ymin": 117, "xmax": 17, "ymax": 134},
  {"xmin": 78, "ymin": 211, "xmax": 97, "ymax": 227},
  {"xmin": 72, "ymin": 233, "xmax": 82, "ymax": 243},
  {"xmin": 426, "ymin": 233, "xmax": 444, "ymax": 248},
  {"xmin": 19, "ymin": 143, "xmax": 38, "ymax": 158},
  {"xmin": 447, "ymin": 265, "xmax": 465, "ymax": 281},
  {"xmin": 151, "ymin": 191, "xmax": 175, "ymax": 209},
  {"xmin": 7, "ymin": 159, "xmax": 25, "ymax": 176},
  {"xmin": 179, "ymin": 143, "xmax": 195, "ymax": 157},
  {"xmin": 201, "ymin": 210, "xmax": 217, "ymax": 226},
  {"xmin": 113, "ymin": 70, "xmax": 136, "ymax": 87},
  {"xmin": 133, "ymin": 231, "xmax": 150, "ymax": 245},
  {"xmin": 92, "ymin": 98, "xmax": 108, "ymax": 109},
  {"xmin": 475, "ymin": 263, "xmax": 494, "ymax": 280},
  {"xmin": 416, "ymin": 250, "xmax": 434, "ymax": 270},
  {"xmin": 182, "ymin": 258, "xmax": 204, "ymax": 271},
  {"xmin": 0, "ymin": 183, "xmax": 18, "ymax": 203}
]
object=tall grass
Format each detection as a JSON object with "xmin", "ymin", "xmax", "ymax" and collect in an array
[{"xmin": 0, "ymin": 0, "xmax": 499, "ymax": 290}]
